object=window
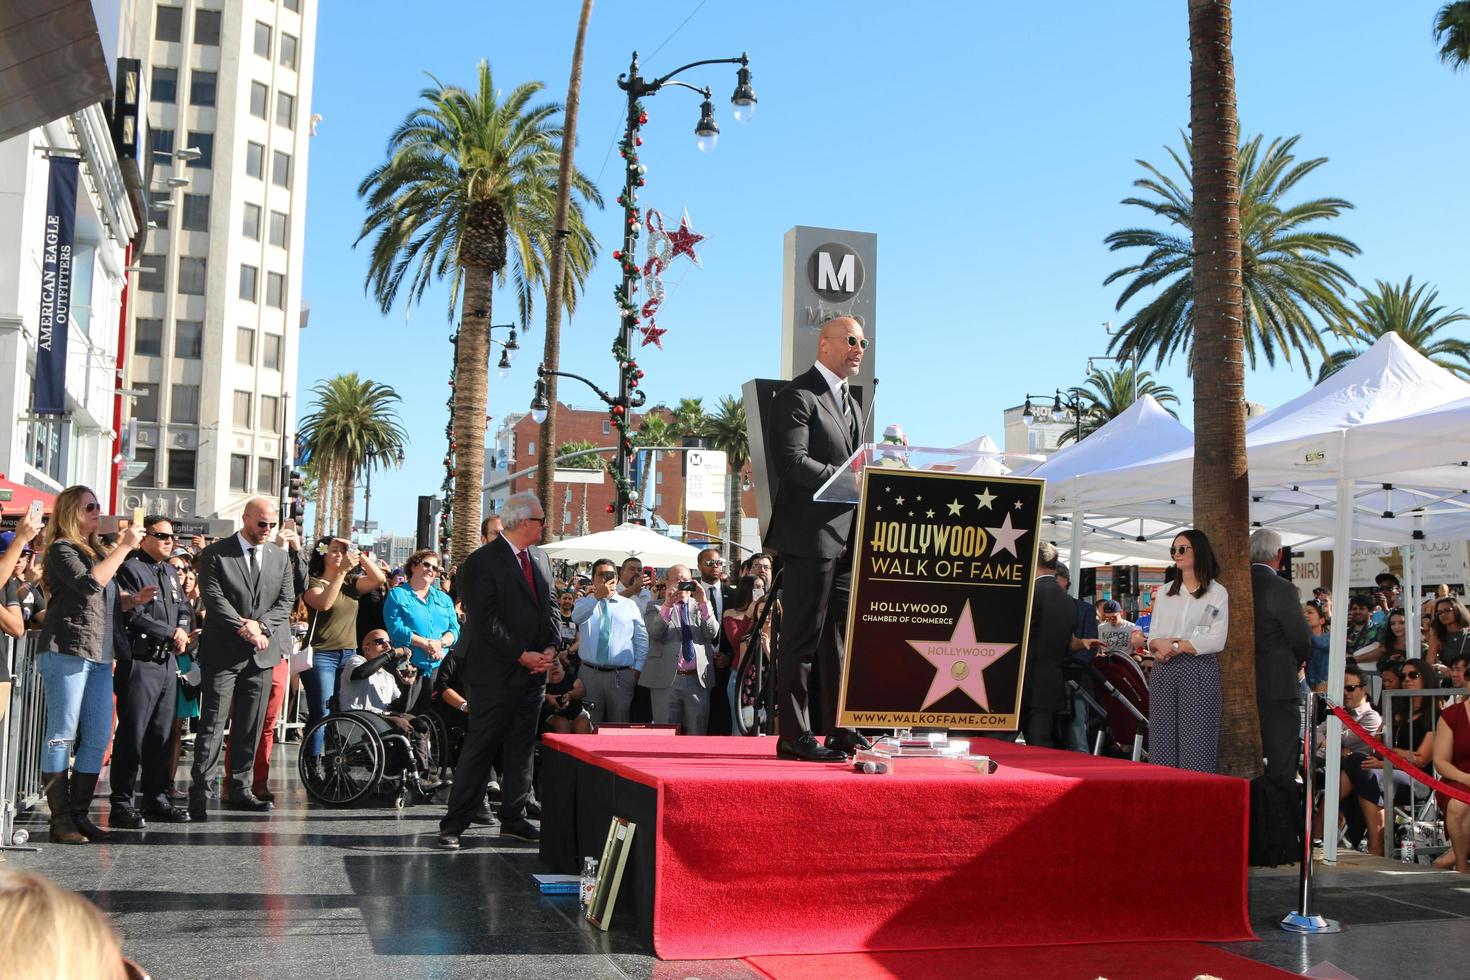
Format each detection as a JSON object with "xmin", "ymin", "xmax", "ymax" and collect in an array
[
  {"xmin": 262, "ymin": 333, "xmax": 282, "ymax": 370},
  {"xmin": 284, "ymin": 0, "xmax": 300, "ymax": 12},
  {"xmin": 138, "ymin": 254, "xmax": 166, "ymax": 293},
  {"xmin": 245, "ymin": 141, "xmax": 264, "ymax": 179},
  {"xmin": 250, "ymin": 82, "xmax": 268, "ymax": 119},
  {"xmin": 134, "ymin": 383, "xmax": 160, "ymax": 422},
  {"xmin": 168, "ymin": 449, "xmax": 197, "ymax": 489},
  {"xmin": 261, "ymin": 395, "xmax": 280, "ymax": 433},
  {"xmin": 280, "ymin": 33, "xmax": 298, "ymax": 70},
  {"xmin": 239, "ymin": 264, "xmax": 258, "ymax": 302},
  {"xmin": 178, "ymin": 256, "xmax": 207, "ymax": 295},
  {"xmin": 527, "ymin": 441, "xmax": 536, "ymax": 457},
  {"xmin": 174, "ymin": 319, "xmax": 203, "ymax": 358},
  {"xmin": 170, "ymin": 385, "xmax": 200, "ymax": 424},
  {"xmin": 193, "ymin": 9, "xmax": 221, "ymax": 45},
  {"xmin": 230, "ymin": 454, "xmax": 250, "ymax": 493},
  {"xmin": 152, "ymin": 128, "xmax": 175, "ymax": 156},
  {"xmin": 154, "ymin": 6, "xmax": 182, "ymax": 42},
  {"xmin": 185, "ymin": 131, "xmax": 212, "ymax": 168},
  {"xmin": 131, "ymin": 447, "xmax": 156, "ymax": 487},
  {"xmin": 602, "ymin": 420, "xmax": 611, "ymax": 435},
  {"xmin": 254, "ymin": 21, "xmax": 272, "ymax": 58},
  {"xmin": 271, "ymin": 151, "xmax": 290, "ymax": 188},
  {"xmin": 256, "ymin": 457, "xmax": 278, "ymax": 495},
  {"xmin": 266, "ymin": 272, "xmax": 285, "ymax": 309},
  {"xmin": 656, "ymin": 470, "xmax": 664, "ymax": 484},
  {"xmin": 189, "ymin": 70, "xmax": 216, "ymax": 107},
  {"xmin": 276, "ymin": 92, "xmax": 294, "ymax": 129},
  {"xmin": 236, "ymin": 327, "xmax": 255, "ymax": 365},
  {"xmin": 151, "ymin": 67, "xmax": 177, "ymax": 102},
  {"xmin": 233, "ymin": 390, "xmax": 253, "ymax": 428},
  {"xmin": 134, "ymin": 318, "xmax": 163, "ymax": 356},
  {"xmin": 181, "ymin": 193, "xmax": 209, "ymax": 231},
  {"xmin": 242, "ymin": 202, "xmax": 262, "ymax": 240},
  {"xmin": 268, "ymin": 210, "xmax": 288, "ymax": 247}
]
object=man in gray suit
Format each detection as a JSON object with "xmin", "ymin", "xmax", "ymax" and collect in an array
[
  {"xmin": 1250, "ymin": 528, "xmax": 1311, "ymax": 783},
  {"xmin": 189, "ymin": 497, "xmax": 296, "ymax": 819},
  {"xmin": 640, "ymin": 564, "xmax": 719, "ymax": 734}
]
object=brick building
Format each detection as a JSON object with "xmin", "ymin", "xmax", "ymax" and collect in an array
[{"xmin": 487, "ymin": 401, "xmax": 758, "ymax": 550}]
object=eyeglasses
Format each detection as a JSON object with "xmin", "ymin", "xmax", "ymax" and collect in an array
[
  {"xmin": 1170, "ymin": 544, "xmax": 1192, "ymax": 556},
  {"xmin": 146, "ymin": 531, "xmax": 175, "ymax": 541},
  {"xmin": 1343, "ymin": 683, "xmax": 1363, "ymax": 692},
  {"xmin": 1403, "ymin": 671, "xmax": 1422, "ymax": 680},
  {"xmin": 418, "ymin": 564, "xmax": 440, "ymax": 573},
  {"xmin": 844, "ymin": 335, "xmax": 869, "ymax": 349},
  {"xmin": 526, "ymin": 516, "xmax": 546, "ymax": 524},
  {"xmin": 701, "ymin": 559, "xmax": 723, "ymax": 566},
  {"xmin": 83, "ymin": 502, "xmax": 101, "ymax": 513},
  {"xmin": 256, "ymin": 520, "xmax": 279, "ymax": 530},
  {"xmin": 1438, "ymin": 607, "xmax": 1456, "ymax": 615}
]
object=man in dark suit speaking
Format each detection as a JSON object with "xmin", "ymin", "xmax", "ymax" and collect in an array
[
  {"xmin": 765, "ymin": 316, "xmax": 868, "ymax": 762},
  {"xmin": 189, "ymin": 497, "xmax": 296, "ymax": 819},
  {"xmin": 438, "ymin": 491, "xmax": 561, "ymax": 849}
]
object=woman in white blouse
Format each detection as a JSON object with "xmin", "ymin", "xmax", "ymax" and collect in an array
[{"xmin": 1146, "ymin": 529, "xmax": 1230, "ymax": 773}]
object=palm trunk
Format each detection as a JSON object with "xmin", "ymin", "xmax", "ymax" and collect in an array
[
  {"xmin": 337, "ymin": 456, "xmax": 356, "ymax": 539},
  {"xmin": 534, "ymin": 0, "xmax": 596, "ymax": 543},
  {"xmin": 312, "ymin": 467, "xmax": 329, "ymax": 543},
  {"xmin": 452, "ymin": 269, "xmax": 493, "ymax": 566},
  {"xmin": 1188, "ymin": 0, "xmax": 1259, "ymax": 778}
]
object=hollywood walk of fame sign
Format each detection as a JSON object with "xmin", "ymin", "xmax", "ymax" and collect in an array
[{"xmin": 836, "ymin": 469, "xmax": 1046, "ymax": 731}]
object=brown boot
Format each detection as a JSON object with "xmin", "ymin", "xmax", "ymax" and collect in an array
[
  {"xmin": 68, "ymin": 771, "xmax": 112, "ymax": 842},
  {"xmin": 42, "ymin": 771, "xmax": 87, "ymax": 845}
]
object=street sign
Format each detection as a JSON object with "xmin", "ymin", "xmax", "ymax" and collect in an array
[
  {"xmin": 353, "ymin": 520, "xmax": 379, "ymax": 531},
  {"xmin": 684, "ymin": 449, "xmax": 727, "ymax": 513}
]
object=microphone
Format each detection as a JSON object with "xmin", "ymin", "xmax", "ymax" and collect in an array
[{"xmin": 857, "ymin": 377, "xmax": 879, "ymax": 444}]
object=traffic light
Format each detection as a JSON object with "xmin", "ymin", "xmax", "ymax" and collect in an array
[
  {"xmin": 417, "ymin": 495, "xmax": 441, "ymax": 550},
  {"xmin": 288, "ymin": 469, "xmax": 305, "ymax": 522}
]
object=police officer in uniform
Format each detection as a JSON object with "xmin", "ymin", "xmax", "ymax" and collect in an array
[{"xmin": 110, "ymin": 515, "xmax": 193, "ymax": 827}]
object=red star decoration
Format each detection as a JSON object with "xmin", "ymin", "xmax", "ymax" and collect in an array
[
  {"xmin": 666, "ymin": 211, "xmax": 704, "ymax": 266},
  {"xmin": 639, "ymin": 324, "xmax": 667, "ymax": 348}
]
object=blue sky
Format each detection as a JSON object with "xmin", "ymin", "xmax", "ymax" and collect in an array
[{"xmin": 298, "ymin": 1, "xmax": 1470, "ymax": 537}]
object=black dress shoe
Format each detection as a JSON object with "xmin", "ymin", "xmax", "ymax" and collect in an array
[
  {"xmin": 141, "ymin": 804, "xmax": 192, "ymax": 823},
  {"xmin": 436, "ymin": 831, "xmax": 462, "ymax": 850},
  {"xmin": 109, "ymin": 804, "xmax": 147, "ymax": 830},
  {"xmin": 188, "ymin": 800, "xmax": 209, "ymax": 822},
  {"xmin": 777, "ymin": 732, "xmax": 847, "ymax": 762},
  {"xmin": 470, "ymin": 798, "xmax": 496, "ymax": 826},
  {"xmin": 525, "ymin": 799, "xmax": 542, "ymax": 819},
  {"xmin": 826, "ymin": 730, "xmax": 873, "ymax": 755},
  {"xmin": 224, "ymin": 791, "xmax": 274, "ymax": 813},
  {"xmin": 500, "ymin": 819, "xmax": 540, "ymax": 842}
]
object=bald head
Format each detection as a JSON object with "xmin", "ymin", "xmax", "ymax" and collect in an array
[
  {"xmin": 240, "ymin": 496, "xmax": 278, "ymax": 546},
  {"xmin": 816, "ymin": 316, "xmax": 866, "ymax": 378}
]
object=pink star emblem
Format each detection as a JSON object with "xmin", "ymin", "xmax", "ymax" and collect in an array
[
  {"xmin": 985, "ymin": 512, "xmax": 1028, "ymax": 558},
  {"xmin": 666, "ymin": 211, "xmax": 704, "ymax": 265},
  {"xmin": 907, "ymin": 600, "xmax": 1015, "ymax": 711}
]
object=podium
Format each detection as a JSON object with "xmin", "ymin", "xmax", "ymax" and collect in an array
[{"xmin": 814, "ymin": 443, "xmax": 1048, "ymax": 733}]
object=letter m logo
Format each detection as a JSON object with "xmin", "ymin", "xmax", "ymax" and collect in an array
[{"xmin": 816, "ymin": 251, "xmax": 855, "ymax": 294}]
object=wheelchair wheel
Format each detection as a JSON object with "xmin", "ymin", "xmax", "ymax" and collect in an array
[
  {"xmin": 301, "ymin": 714, "xmax": 383, "ymax": 805},
  {"xmin": 419, "ymin": 710, "xmax": 449, "ymax": 771},
  {"xmin": 734, "ymin": 637, "xmax": 773, "ymax": 736}
]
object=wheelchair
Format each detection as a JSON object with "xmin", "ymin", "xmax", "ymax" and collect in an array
[{"xmin": 298, "ymin": 703, "xmax": 449, "ymax": 809}]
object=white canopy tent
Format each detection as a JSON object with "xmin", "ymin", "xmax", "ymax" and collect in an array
[{"xmin": 541, "ymin": 523, "xmax": 701, "ymax": 568}]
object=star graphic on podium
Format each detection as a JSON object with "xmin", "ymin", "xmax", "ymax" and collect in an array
[
  {"xmin": 985, "ymin": 513, "xmax": 1028, "ymax": 558},
  {"xmin": 907, "ymin": 600, "xmax": 1015, "ymax": 711},
  {"xmin": 975, "ymin": 487, "xmax": 997, "ymax": 510}
]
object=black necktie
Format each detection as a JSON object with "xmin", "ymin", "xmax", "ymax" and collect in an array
[
  {"xmin": 708, "ymin": 584, "xmax": 719, "ymax": 616},
  {"xmin": 247, "ymin": 546, "xmax": 259, "ymax": 592}
]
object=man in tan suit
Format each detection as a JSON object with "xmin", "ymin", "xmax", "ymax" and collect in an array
[{"xmin": 640, "ymin": 565, "xmax": 719, "ymax": 734}]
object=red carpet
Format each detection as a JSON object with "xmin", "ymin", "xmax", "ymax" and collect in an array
[
  {"xmin": 542, "ymin": 735, "xmax": 1253, "ymax": 960},
  {"xmin": 745, "ymin": 943, "xmax": 1295, "ymax": 979}
]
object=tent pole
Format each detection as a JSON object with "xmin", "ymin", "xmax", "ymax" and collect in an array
[
  {"xmin": 1069, "ymin": 510, "xmax": 1083, "ymax": 598},
  {"xmin": 1322, "ymin": 477, "xmax": 1353, "ymax": 864},
  {"xmin": 1406, "ymin": 513, "xmax": 1424, "ymax": 654}
]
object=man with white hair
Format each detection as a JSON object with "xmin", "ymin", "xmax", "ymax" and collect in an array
[{"xmin": 1250, "ymin": 527, "xmax": 1312, "ymax": 784}]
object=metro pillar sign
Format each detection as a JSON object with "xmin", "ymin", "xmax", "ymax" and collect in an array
[{"xmin": 781, "ymin": 225, "xmax": 876, "ymax": 399}]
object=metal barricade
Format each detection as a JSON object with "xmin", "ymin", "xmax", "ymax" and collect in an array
[
  {"xmin": 2, "ymin": 632, "xmax": 47, "ymax": 847},
  {"xmin": 1380, "ymin": 687, "xmax": 1455, "ymax": 863}
]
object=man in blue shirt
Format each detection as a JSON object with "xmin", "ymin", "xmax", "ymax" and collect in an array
[{"xmin": 572, "ymin": 557, "xmax": 649, "ymax": 724}]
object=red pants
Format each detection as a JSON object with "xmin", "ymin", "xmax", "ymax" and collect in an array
[{"xmin": 226, "ymin": 659, "xmax": 288, "ymax": 794}]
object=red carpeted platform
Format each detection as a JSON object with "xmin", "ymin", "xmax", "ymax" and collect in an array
[{"xmin": 541, "ymin": 735, "xmax": 1253, "ymax": 961}]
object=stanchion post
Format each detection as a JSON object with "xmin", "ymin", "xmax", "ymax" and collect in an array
[{"xmin": 1281, "ymin": 691, "xmax": 1342, "ymax": 934}]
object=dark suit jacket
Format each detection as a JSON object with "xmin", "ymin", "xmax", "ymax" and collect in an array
[
  {"xmin": 1024, "ymin": 574, "xmax": 1079, "ymax": 714},
  {"xmin": 117, "ymin": 554, "xmax": 187, "ymax": 661},
  {"xmin": 198, "ymin": 535, "xmax": 294, "ymax": 670},
  {"xmin": 765, "ymin": 365, "xmax": 861, "ymax": 560},
  {"xmin": 1251, "ymin": 563, "xmax": 1311, "ymax": 702},
  {"xmin": 702, "ymin": 581, "xmax": 737, "ymax": 662},
  {"xmin": 456, "ymin": 536, "xmax": 561, "ymax": 693}
]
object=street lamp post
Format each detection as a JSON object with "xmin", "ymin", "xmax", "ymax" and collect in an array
[{"xmin": 1022, "ymin": 389, "xmax": 1085, "ymax": 445}]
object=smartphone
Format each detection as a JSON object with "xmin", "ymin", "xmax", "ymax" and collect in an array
[
  {"xmin": 27, "ymin": 499, "xmax": 44, "ymax": 525},
  {"xmin": 283, "ymin": 518, "xmax": 297, "ymax": 533},
  {"xmin": 131, "ymin": 505, "xmax": 145, "ymax": 528},
  {"xmin": 600, "ymin": 570, "xmax": 616, "ymax": 584}
]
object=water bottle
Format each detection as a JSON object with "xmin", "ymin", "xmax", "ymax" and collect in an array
[
  {"xmin": 209, "ymin": 774, "xmax": 222, "ymax": 801},
  {"xmin": 1402, "ymin": 833, "xmax": 1416, "ymax": 864},
  {"xmin": 580, "ymin": 857, "xmax": 599, "ymax": 915}
]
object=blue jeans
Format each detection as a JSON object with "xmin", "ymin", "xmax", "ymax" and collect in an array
[
  {"xmin": 38, "ymin": 652, "xmax": 115, "ymax": 773},
  {"xmin": 301, "ymin": 647, "xmax": 352, "ymax": 756}
]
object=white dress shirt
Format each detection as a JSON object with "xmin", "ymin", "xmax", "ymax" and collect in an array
[{"xmin": 1146, "ymin": 580, "xmax": 1230, "ymax": 657}]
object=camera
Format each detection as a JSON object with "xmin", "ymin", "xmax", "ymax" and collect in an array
[{"xmin": 677, "ymin": 581, "xmax": 697, "ymax": 593}]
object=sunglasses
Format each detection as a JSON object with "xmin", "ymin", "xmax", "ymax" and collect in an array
[
  {"xmin": 146, "ymin": 531, "xmax": 175, "ymax": 541},
  {"xmin": 526, "ymin": 516, "xmax": 546, "ymax": 524},
  {"xmin": 418, "ymin": 564, "xmax": 440, "ymax": 573},
  {"xmin": 1343, "ymin": 683, "xmax": 1363, "ymax": 692},
  {"xmin": 1170, "ymin": 544, "xmax": 1192, "ymax": 556},
  {"xmin": 256, "ymin": 520, "xmax": 278, "ymax": 529},
  {"xmin": 84, "ymin": 502, "xmax": 101, "ymax": 513},
  {"xmin": 701, "ymin": 559, "xmax": 723, "ymax": 566},
  {"xmin": 1403, "ymin": 671, "xmax": 1422, "ymax": 680},
  {"xmin": 844, "ymin": 335, "xmax": 869, "ymax": 349},
  {"xmin": 371, "ymin": 637, "xmax": 392, "ymax": 647}
]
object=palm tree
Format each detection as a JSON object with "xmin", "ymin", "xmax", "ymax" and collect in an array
[
  {"xmin": 298, "ymin": 374, "xmax": 408, "ymax": 538},
  {"xmin": 1318, "ymin": 277, "xmax": 1470, "ymax": 381},
  {"xmin": 631, "ymin": 413, "xmax": 670, "ymax": 524},
  {"xmin": 357, "ymin": 62, "xmax": 602, "ymax": 565},
  {"xmin": 1188, "ymin": 0, "xmax": 1259, "ymax": 779},
  {"xmin": 1436, "ymin": 2, "xmax": 1470, "ymax": 69},
  {"xmin": 705, "ymin": 395, "xmax": 751, "ymax": 562},
  {"xmin": 535, "ymin": 0, "xmax": 598, "ymax": 542},
  {"xmin": 1058, "ymin": 366, "xmax": 1179, "ymax": 445},
  {"xmin": 1104, "ymin": 133, "xmax": 1360, "ymax": 375}
]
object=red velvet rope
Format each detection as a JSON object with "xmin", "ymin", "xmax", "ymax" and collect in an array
[{"xmin": 1327, "ymin": 701, "xmax": 1470, "ymax": 807}]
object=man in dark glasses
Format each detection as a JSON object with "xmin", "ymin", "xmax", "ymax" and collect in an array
[{"xmin": 765, "ymin": 316, "xmax": 870, "ymax": 762}]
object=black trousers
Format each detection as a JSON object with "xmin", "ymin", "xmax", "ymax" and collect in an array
[
  {"xmin": 110, "ymin": 657, "xmax": 176, "ymax": 809},
  {"xmin": 776, "ymin": 553, "xmax": 850, "ymax": 738},
  {"xmin": 1259, "ymin": 697, "xmax": 1302, "ymax": 784},
  {"xmin": 441, "ymin": 681, "xmax": 543, "ymax": 834},
  {"xmin": 189, "ymin": 658, "xmax": 273, "ymax": 802}
]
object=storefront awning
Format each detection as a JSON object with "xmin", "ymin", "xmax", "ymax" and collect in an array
[{"xmin": 0, "ymin": 0, "xmax": 113, "ymax": 144}]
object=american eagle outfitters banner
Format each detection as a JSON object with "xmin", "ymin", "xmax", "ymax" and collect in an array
[
  {"xmin": 837, "ymin": 470, "xmax": 1046, "ymax": 730},
  {"xmin": 34, "ymin": 156, "xmax": 80, "ymax": 415}
]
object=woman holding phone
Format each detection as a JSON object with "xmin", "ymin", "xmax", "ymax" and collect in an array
[{"xmin": 37, "ymin": 486, "xmax": 146, "ymax": 843}]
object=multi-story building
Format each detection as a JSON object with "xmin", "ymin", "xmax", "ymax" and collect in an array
[
  {"xmin": 374, "ymin": 533, "xmax": 416, "ymax": 570},
  {"xmin": 119, "ymin": 0, "xmax": 317, "ymax": 523}
]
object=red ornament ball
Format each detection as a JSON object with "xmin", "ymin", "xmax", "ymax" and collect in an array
[
  {"xmin": 611, "ymin": 405, "xmax": 624, "ymax": 416},
  {"xmin": 635, "ymin": 137, "xmax": 643, "ymax": 146},
  {"xmin": 613, "ymin": 250, "xmax": 622, "ymax": 260},
  {"xmin": 639, "ymin": 113, "xmax": 648, "ymax": 124},
  {"xmin": 605, "ymin": 504, "xmax": 615, "ymax": 514}
]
